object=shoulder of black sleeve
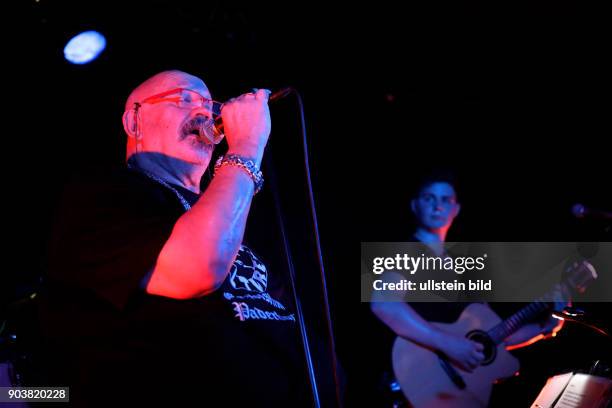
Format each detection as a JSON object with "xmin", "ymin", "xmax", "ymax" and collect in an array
[{"xmin": 48, "ymin": 166, "xmax": 185, "ymax": 310}]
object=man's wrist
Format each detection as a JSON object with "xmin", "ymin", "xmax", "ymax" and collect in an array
[
  {"xmin": 226, "ymin": 146, "xmax": 264, "ymax": 167},
  {"xmin": 429, "ymin": 327, "xmax": 446, "ymax": 351},
  {"xmin": 214, "ymin": 154, "xmax": 264, "ymax": 194}
]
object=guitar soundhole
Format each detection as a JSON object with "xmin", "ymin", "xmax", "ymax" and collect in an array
[{"xmin": 466, "ymin": 330, "xmax": 496, "ymax": 366}]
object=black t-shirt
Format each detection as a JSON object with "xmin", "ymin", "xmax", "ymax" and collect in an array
[
  {"xmin": 404, "ymin": 238, "xmax": 470, "ymax": 322},
  {"xmin": 39, "ymin": 167, "xmax": 311, "ymax": 407}
]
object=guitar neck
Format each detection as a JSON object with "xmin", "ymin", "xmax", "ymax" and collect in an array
[
  {"xmin": 486, "ymin": 262, "xmax": 590, "ymax": 344},
  {"xmin": 487, "ymin": 301, "xmax": 552, "ymax": 344}
]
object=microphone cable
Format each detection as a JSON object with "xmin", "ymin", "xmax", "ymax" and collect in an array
[{"xmin": 267, "ymin": 87, "xmax": 343, "ymax": 408}]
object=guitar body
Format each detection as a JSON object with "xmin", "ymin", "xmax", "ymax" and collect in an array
[{"xmin": 392, "ymin": 303, "xmax": 520, "ymax": 407}]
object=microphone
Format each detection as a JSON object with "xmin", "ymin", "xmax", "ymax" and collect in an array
[
  {"xmin": 572, "ymin": 203, "xmax": 612, "ymax": 220},
  {"xmin": 211, "ymin": 88, "xmax": 293, "ymax": 116},
  {"xmin": 269, "ymin": 87, "xmax": 293, "ymax": 102},
  {"xmin": 208, "ymin": 87, "xmax": 294, "ymax": 144}
]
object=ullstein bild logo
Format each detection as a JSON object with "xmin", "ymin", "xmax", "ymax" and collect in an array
[{"xmin": 371, "ymin": 253, "xmax": 487, "ymax": 275}]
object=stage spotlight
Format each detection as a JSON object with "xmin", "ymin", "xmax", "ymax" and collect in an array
[{"xmin": 63, "ymin": 31, "xmax": 107, "ymax": 64}]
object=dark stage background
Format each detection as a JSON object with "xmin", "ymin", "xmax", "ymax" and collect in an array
[
  {"xmin": 6, "ymin": 1, "xmax": 612, "ymax": 407},
  {"xmin": 357, "ymin": 2, "xmax": 612, "ymax": 406}
]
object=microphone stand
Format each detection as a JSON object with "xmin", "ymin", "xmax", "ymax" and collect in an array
[{"xmin": 264, "ymin": 88, "xmax": 343, "ymax": 407}]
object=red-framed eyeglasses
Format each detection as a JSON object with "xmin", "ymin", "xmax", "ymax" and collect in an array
[
  {"xmin": 134, "ymin": 88, "xmax": 223, "ymax": 117},
  {"xmin": 134, "ymin": 87, "xmax": 225, "ymax": 144}
]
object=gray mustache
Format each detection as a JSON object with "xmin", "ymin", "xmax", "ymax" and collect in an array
[{"xmin": 181, "ymin": 116, "xmax": 216, "ymax": 140}]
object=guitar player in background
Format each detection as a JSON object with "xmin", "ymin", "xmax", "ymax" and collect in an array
[{"xmin": 370, "ymin": 171, "xmax": 568, "ymax": 407}]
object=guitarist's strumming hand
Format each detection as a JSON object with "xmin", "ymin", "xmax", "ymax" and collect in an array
[{"xmin": 434, "ymin": 330, "xmax": 485, "ymax": 372}]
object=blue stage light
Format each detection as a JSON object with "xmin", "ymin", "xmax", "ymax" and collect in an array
[{"xmin": 64, "ymin": 31, "xmax": 107, "ymax": 64}]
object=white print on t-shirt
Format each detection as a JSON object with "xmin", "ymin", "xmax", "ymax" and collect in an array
[
  {"xmin": 223, "ymin": 292, "xmax": 286, "ymax": 310},
  {"xmin": 229, "ymin": 245, "xmax": 268, "ymax": 293},
  {"xmin": 232, "ymin": 301, "xmax": 295, "ymax": 322}
]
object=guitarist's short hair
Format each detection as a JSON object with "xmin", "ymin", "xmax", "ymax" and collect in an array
[{"xmin": 412, "ymin": 168, "xmax": 460, "ymax": 199}]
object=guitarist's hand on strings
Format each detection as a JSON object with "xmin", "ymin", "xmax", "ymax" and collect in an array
[
  {"xmin": 436, "ymin": 331, "xmax": 485, "ymax": 372},
  {"xmin": 544, "ymin": 281, "xmax": 571, "ymax": 338}
]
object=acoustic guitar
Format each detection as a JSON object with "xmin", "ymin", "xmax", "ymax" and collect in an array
[{"xmin": 392, "ymin": 261, "xmax": 597, "ymax": 407}]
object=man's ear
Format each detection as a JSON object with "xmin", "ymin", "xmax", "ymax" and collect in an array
[
  {"xmin": 122, "ymin": 109, "xmax": 139, "ymax": 139},
  {"xmin": 410, "ymin": 199, "xmax": 417, "ymax": 216},
  {"xmin": 453, "ymin": 203, "xmax": 461, "ymax": 218}
]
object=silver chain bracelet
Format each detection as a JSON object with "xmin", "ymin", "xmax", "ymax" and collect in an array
[{"xmin": 214, "ymin": 154, "xmax": 264, "ymax": 194}]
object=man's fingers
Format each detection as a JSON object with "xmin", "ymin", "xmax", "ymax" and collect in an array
[
  {"xmin": 232, "ymin": 89, "xmax": 270, "ymax": 102},
  {"xmin": 254, "ymin": 88, "xmax": 270, "ymax": 101}
]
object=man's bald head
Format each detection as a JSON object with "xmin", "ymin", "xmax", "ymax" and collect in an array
[
  {"xmin": 124, "ymin": 70, "xmax": 210, "ymax": 112},
  {"xmin": 122, "ymin": 70, "xmax": 215, "ymax": 166}
]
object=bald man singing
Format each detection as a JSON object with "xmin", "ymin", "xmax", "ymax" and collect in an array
[{"xmin": 40, "ymin": 70, "xmax": 311, "ymax": 407}]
